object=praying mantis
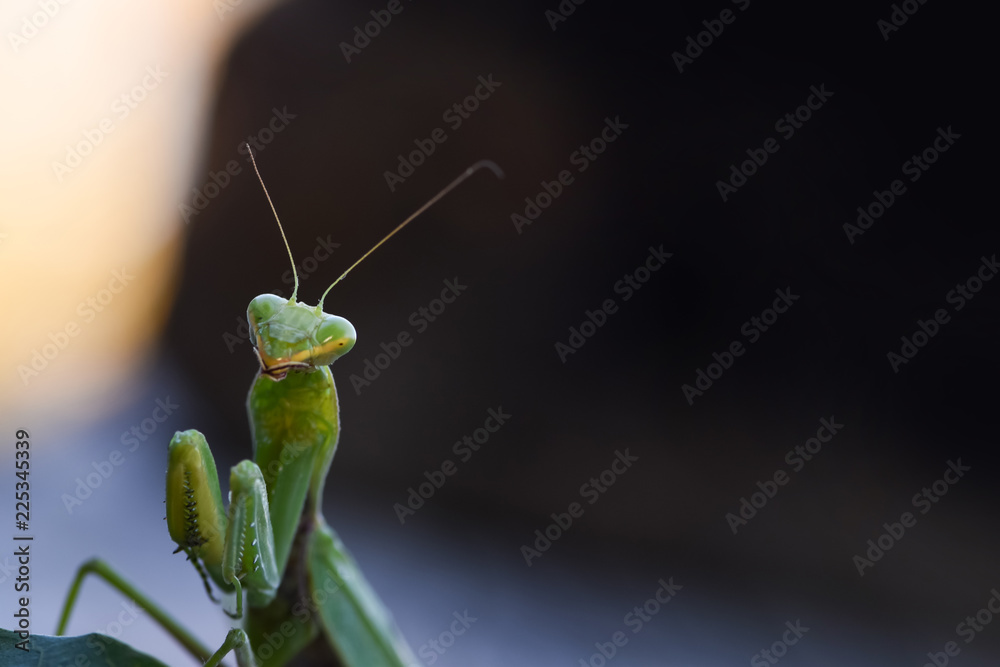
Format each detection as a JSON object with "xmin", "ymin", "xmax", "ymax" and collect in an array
[{"xmin": 54, "ymin": 147, "xmax": 503, "ymax": 667}]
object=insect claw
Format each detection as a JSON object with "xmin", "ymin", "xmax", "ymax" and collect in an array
[{"xmin": 187, "ymin": 553, "xmax": 219, "ymax": 603}]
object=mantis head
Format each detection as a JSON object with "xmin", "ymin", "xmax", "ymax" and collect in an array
[{"xmin": 247, "ymin": 294, "xmax": 356, "ymax": 380}]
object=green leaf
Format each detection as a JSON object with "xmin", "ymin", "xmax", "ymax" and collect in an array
[{"xmin": 0, "ymin": 628, "xmax": 168, "ymax": 667}]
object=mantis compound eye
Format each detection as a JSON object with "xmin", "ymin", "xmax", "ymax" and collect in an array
[
  {"xmin": 310, "ymin": 315, "xmax": 357, "ymax": 366},
  {"xmin": 247, "ymin": 294, "xmax": 287, "ymax": 333}
]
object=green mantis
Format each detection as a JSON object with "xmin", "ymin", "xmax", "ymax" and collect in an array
[{"xmin": 55, "ymin": 147, "xmax": 502, "ymax": 666}]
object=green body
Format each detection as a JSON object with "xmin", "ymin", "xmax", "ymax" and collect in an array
[{"xmin": 164, "ymin": 296, "xmax": 417, "ymax": 667}]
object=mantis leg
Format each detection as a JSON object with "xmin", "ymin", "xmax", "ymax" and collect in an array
[
  {"xmin": 166, "ymin": 431, "xmax": 280, "ymax": 614},
  {"xmin": 205, "ymin": 628, "xmax": 258, "ymax": 667},
  {"xmin": 56, "ymin": 557, "xmax": 213, "ymax": 663}
]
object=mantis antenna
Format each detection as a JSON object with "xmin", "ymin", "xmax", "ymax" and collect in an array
[
  {"xmin": 246, "ymin": 144, "xmax": 300, "ymax": 302},
  {"xmin": 316, "ymin": 159, "xmax": 504, "ymax": 310},
  {"xmin": 246, "ymin": 143, "xmax": 502, "ymax": 310}
]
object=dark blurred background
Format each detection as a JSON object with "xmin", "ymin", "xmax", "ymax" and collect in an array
[{"xmin": 151, "ymin": 0, "xmax": 993, "ymax": 664}]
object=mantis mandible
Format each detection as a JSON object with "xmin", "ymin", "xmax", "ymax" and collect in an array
[{"xmin": 56, "ymin": 146, "xmax": 503, "ymax": 666}]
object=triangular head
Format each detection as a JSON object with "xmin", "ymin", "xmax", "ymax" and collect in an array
[{"xmin": 247, "ymin": 295, "xmax": 356, "ymax": 380}]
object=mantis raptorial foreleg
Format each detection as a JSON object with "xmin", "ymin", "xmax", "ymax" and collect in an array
[
  {"xmin": 166, "ymin": 429, "xmax": 280, "ymax": 607},
  {"xmin": 58, "ymin": 431, "xmax": 285, "ymax": 667},
  {"xmin": 165, "ymin": 430, "xmax": 286, "ymax": 665}
]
